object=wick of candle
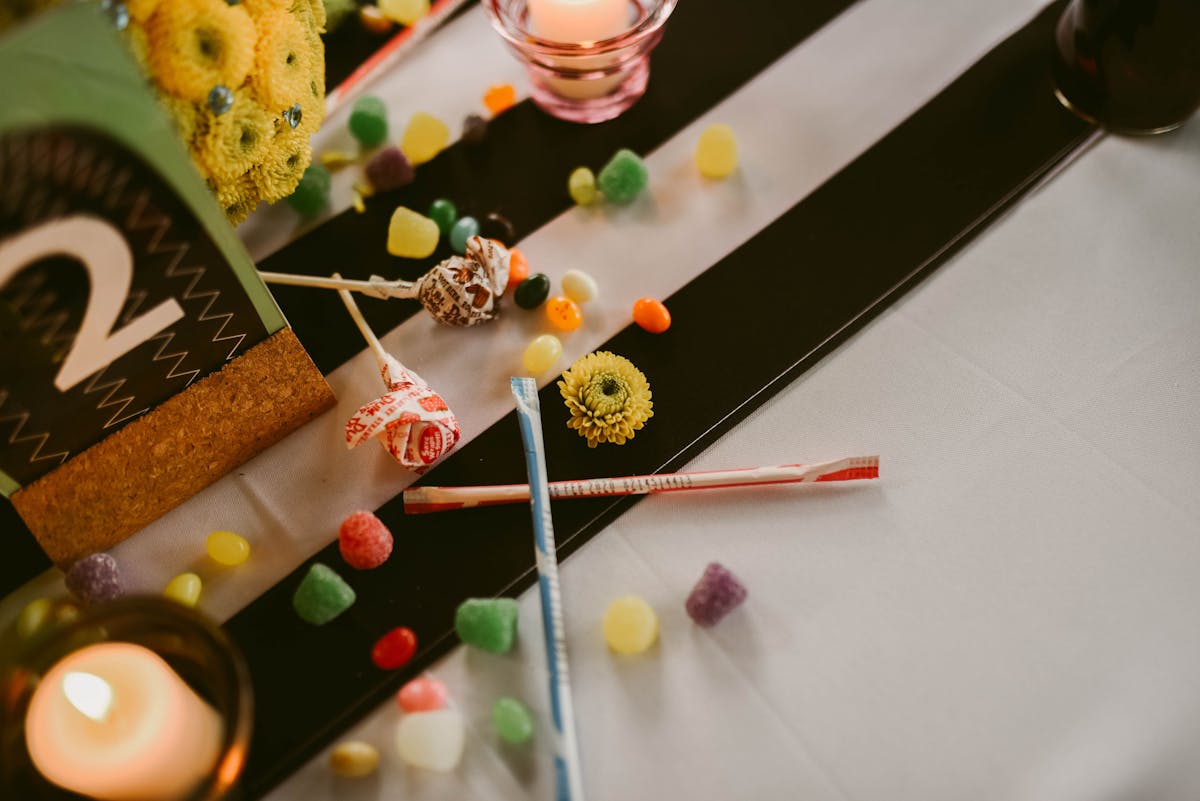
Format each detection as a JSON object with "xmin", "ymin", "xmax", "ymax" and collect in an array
[{"xmin": 62, "ymin": 671, "xmax": 114, "ymax": 722}]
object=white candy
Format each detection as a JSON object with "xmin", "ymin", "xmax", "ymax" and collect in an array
[
  {"xmin": 561, "ymin": 269, "xmax": 598, "ymax": 303},
  {"xmin": 395, "ymin": 709, "xmax": 465, "ymax": 771}
]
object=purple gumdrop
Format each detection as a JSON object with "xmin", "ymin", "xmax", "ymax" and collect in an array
[
  {"xmin": 685, "ymin": 562, "xmax": 747, "ymax": 627},
  {"xmin": 65, "ymin": 553, "xmax": 125, "ymax": 605},
  {"xmin": 365, "ymin": 146, "xmax": 414, "ymax": 192}
]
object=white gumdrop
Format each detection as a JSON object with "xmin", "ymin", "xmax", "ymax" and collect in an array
[{"xmin": 395, "ymin": 709, "xmax": 465, "ymax": 771}]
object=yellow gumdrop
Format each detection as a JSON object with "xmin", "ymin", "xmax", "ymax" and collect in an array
[
  {"xmin": 568, "ymin": 167, "xmax": 596, "ymax": 206},
  {"xmin": 602, "ymin": 595, "xmax": 659, "ymax": 655},
  {"xmin": 400, "ymin": 112, "xmax": 449, "ymax": 166},
  {"xmin": 523, "ymin": 334, "xmax": 563, "ymax": 373},
  {"xmin": 694, "ymin": 123, "xmax": 738, "ymax": 179},
  {"xmin": 164, "ymin": 573, "xmax": 203, "ymax": 607},
  {"xmin": 16, "ymin": 598, "xmax": 52, "ymax": 640},
  {"xmin": 379, "ymin": 0, "xmax": 429, "ymax": 25},
  {"xmin": 207, "ymin": 530, "xmax": 251, "ymax": 566},
  {"xmin": 387, "ymin": 206, "xmax": 440, "ymax": 258}
]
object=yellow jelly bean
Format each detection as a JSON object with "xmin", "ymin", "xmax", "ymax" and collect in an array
[
  {"xmin": 523, "ymin": 334, "xmax": 563, "ymax": 373},
  {"xmin": 387, "ymin": 206, "xmax": 440, "ymax": 258},
  {"xmin": 379, "ymin": 0, "xmax": 429, "ymax": 25},
  {"xmin": 16, "ymin": 598, "xmax": 52, "ymax": 640},
  {"xmin": 330, "ymin": 740, "xmax": 380, "ymax": 777},
  {"xmin": 207, "ymin": 530, "xmax": 250, "ymax": 566},
  {"xmin": 694, "ymin": 123, "xmax": 738, "ymax": 179},
  {"xmin": 164, "ymin": 573, "xmax": 203, "ymax": 607},
  {"xmin": 603, "ymin": 595, "xmax": 659, "ymax": 655},
  {"xmin": 568, "ymin": 167, "xmax": 596, "ymax": 206},
  {"xmin": 400, "ymin": 112, "xmax": 449, "ymax": 166}
]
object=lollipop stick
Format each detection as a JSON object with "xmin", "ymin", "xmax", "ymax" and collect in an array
[
  {"xmin": 334, "ymin": 273, "xmax": 390, "ymax": 370},
  {"xmin": 259, "ymin": 270, "xmax": 418, "ymax": 299}
]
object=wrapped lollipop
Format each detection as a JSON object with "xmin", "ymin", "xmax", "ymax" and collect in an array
[
  {"xmin": 335, "ymin": 275, "xmax": 461, "ymax": 472},
  {"xmin": 261, "ymin": 236, "xmax": 511, "ymax": 327}
]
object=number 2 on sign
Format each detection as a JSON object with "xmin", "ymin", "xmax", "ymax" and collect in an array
[{"xmin": 0, "ymin": 215, "xmax": 184, "ymax": 392}]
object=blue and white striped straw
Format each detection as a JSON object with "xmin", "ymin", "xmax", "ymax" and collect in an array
[{"xmin": 510, "ymin": 377, "xmax": 586, "ymax": 801}]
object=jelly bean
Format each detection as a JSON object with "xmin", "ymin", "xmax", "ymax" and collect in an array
[
  {"xmin": 395, "ymin": 709, "xmax": 465, "ymax": 771},
  {"xmin": 694, "ymin": 123, "xmax": 738, "ymax": 179},
  {"xmin": 348, "ymin": 95, "xmax": 389, "ymax": 148},
  {"xmin": 568, "ymin": 166, "xmax": 596, "ymax": 206},
  {"xmin": 561, "ymin": 269, "xmax": 598, "ymax": 303},
  {"xmin": 685, "ymin": 562, "xmax": 747, "ymax": 627},
  {"xmin": 632, "ymin": 297, "xmax": 671, "ymax": 334},
  {"xmin": 597, "ymin": 148, "xmax": 648, "ymax": 204},
  {"xmin": 462, "ymin": 113, "xmax": 488, "ymax": 145},
  {"xmin": 454, "ymin": 597, "xmax": 518, "ymax": 653},
  {"xmin": 448, "ymin": 216, "xmax": 479, "ymax": 255},
  {"xmin": 545, "ymin": 295, "xmax": 583, "ymax": 331},
  {"xmin": 491, "ymin": 697, "xmax": 534, "ymax": 744},
  {"xmin": 286, "ymin": 164, "xmax": 331, "ymax": 217},
  {"xmin": 339, "ymin": 511, "xmax": 394, "ymax": 570},
  {"xmin": 400, "ymin": 111, "xmax": 449, "ymax": 165},
  {"xmin": 365, "ymin": 146, "xmax": 414, "ymax": 192},
  {"xmin": 164, "ymin": 573, "xmax": 202, "ymax": 608},
  {"xmin": 483, "ymin": 83, "xmax": 517, "ymax": 115},
  {"xmin": 379, "ymin": 0, "xmax": 428, "ymax": 25},
  {"xmin": 514, "ymin": 273, "xmax": 551, "ymax": 309},
  {"xmin": 66, "ymin": 554, "xmax": 124, "ymax": 604},
  {"xmin": 427, "ymin": 198, "xmax": 458, "ymax": 236},
  {"xmin": 207, "ymin": 530, "xmax": 251, "ymax": 566},
  {"xmin": 506, "ymin": 248, "xmax": 530, "ymax": 290},
  {"xmin": 522, "ymin": 334, "xmax": 562, "ymax": 373},
  {"xmin": 372, "ymin": 626, "xmax": 418, "ymax": 669},
  {"xmin": 293, "ymin": 563, "xmax": 356, "ymax": 625},
  {"xmin": 481, "ymin": 212, "xmax": 515, "ymax": 245},
  {"xmin": 398, "ymin": 676, "xmax": 450, "ymax": 713},
  {"xmin": 16, "ymin": 598, "xmax": 52, "ymax": 640},
  {"xmin": 330, "ymin": 741, "xmax": 380, "ymax": 777},
  {"xmin": 387, "ymin": 206, "xmax": 440, "ymax": 258},
  {"xmin": 319, "ymin": 150, "xmax": 357, "ymax": 170},
  {"xmin": 359, "ymin": 4, "xmax": 394, "ymax": 34},
  {"xmin": 604, "ymin": 595, "xmax": 659, "ymax": 654}
]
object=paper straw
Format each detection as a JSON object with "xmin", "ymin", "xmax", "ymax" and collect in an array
[
  {"xmin": 403, "ymin": 456, "xmax": 880, "ymax": 513},
  {"xmin": 509, "ymin": 377, "xmax": 586, "ymax": 801}
]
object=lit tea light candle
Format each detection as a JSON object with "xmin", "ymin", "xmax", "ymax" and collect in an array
[
  {"xmin": 24, "ymin": 642, "xmax": 222, "ymax": 801},
  {"xmin": 527, "ymin": 0, "xmax": 631, "ymax": 43}
]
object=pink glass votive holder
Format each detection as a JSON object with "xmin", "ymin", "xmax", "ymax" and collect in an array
[{"xmin": 483, "ymin": 0, "xmax": 677, "ymax": 124}]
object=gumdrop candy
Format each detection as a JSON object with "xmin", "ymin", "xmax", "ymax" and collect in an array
[
  {"xmin": 163, "ymin": 573, "xmax": 202, "ymax": 607},
  {"xmin": 395, "ymin": 709, "xmax": 465, "ymax": 771},
  {"xmin": 339, "ymin": 511, "xmax": 394, "ymax": 570},
  {"xmin": 603, "ymin": 595, "xmax": 658, "ymax": 654},
  {"xmin": 387, "ymin": 206, "xmax": 440, "ymax": 258},
  {"xmin": 596, "ymin": 149, "xmax": 648, "ymax": 204},
  {"xmin": 694, "ymin": 123, "xmax": 738, "ymax": 178},
  {"xmin": 397, "ymin": 675, "xmax": 450, "ymax": 712},
  {"xmin": 293, "ymin": 563, "xmax": 356, "ymax": 625},
  {"xmin": 685, "ymin": 562, "xmax": 747, "ymax": 626},
  {"xmin": 365, "ymin": 146, "xmax": 414, "ymax": 192},
  {"xmin": 349, "ymin": 95, "xmax": 389, "ymax": 147},
  {"xmin": 379, "ymin": 0, "xmax": 429, "ymax": 25},
  {"xmin": 401, "ymin": 112, "xmax": 449, "ymax": 165},
  {"xmin": 454, "ymin": 597, "xmax": 518, "ymax": 653},
  {"xmin": 287, "ymin": 164, "xmax": 331, "ymax": 217},
  {"xmin": 65, "ymin": 554, "xmax": 124, "ymax": 604}
]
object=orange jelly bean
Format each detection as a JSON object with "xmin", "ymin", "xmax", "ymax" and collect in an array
[
  {"xmin": 483, "ymin": 83, "xmax": 517, "ymax": 115},
  {"xmin": 632, "ymin": 297, "xmax": 671, "ymax": 333},
  {"xmin": 545, "ymin": 296, "xmax": 583, "ymax": 331},
  {"xmin": 506, "ymin": 248, "xmax": 530, "ymax": 291}
]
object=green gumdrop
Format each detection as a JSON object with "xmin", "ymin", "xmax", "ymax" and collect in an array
[
  {"xmin": 287, "ymin": 164, "xmax": 332, "ymax": 217},
  {"xmin": 596, "ymin": 148, "xmax": 648, "ymax": 204},
  {"xmin": 491, "ymin": 696, "xmax": 534, "ymax": 744},
  {"xmin": 349, "ymin": 95, "xmax": 389, "ymax": 148},
  {"xmin": 454, "ymin": 598, "xmax": 518, "ymax": 653},
  {"xmin": 427, "ymin": 198, "xmax": 458, "ymax": 236},
  {"xmin": 293, "ymin": 563, "xmax": 356, "ymax": 625}
]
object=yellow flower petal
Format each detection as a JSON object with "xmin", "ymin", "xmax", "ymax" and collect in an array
[{"xmin": 558, "ymin": 352, "xmax": 653, "ymax": 447}]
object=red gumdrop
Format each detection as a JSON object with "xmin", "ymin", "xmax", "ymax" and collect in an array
[
  {"xmin": 396, "ymin": 675, "xmax": 450, "ymax": 712},
  {"xmin": 339, "ymin": 511, "xmax": 394, "ymax": 570},
  {"xmin": 372, "ymin": 627, "xmax": 418, "ymax": 670}
]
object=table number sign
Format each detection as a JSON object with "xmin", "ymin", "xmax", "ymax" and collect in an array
[{"xmin": 0, "ymin": 5, "xmax": 335, "ymax": 566}]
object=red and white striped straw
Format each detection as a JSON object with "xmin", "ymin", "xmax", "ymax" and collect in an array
[{"xmin": 403, "ymin": 456, "xmax": 879, "ymax": 513}]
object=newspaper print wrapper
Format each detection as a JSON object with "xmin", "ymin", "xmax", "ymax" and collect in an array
[{"xmin": 345, "ymin": 354, "xmax": 461, "ymax": 472}]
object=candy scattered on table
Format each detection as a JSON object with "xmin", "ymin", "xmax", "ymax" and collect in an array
[
  {"xmin": 398, "ymin": 676, "xmax": 450, "ymax": 712},
  {"xmin": 359, "ymin": 4, "xmax": 394, "ymax": 34},
  {"xmin": 372, "ymin": 626, "xmax": 418, "ymax": 669},
  {"xmin": 481, "ymin": 212, "xmax": 515, "ymax": 245},
  {"xmin": 523, "ymin": 333, "xmax": 563, "ymax": 373},
  {"xmin": 349, "ymin": 95, "xmax": 389, "ymax": 148},
  {"xmin": 558, "ymin": 351, "xmax": 654, "ymax": 447},
  {"xmin": 427, "ymin": 198, "xmax": 458, "ymax": 235},
  {"xmin": 597, "ymin": 148, "xmax": 648, "ymax": 204},
  {"xmin": 603, "ymin": 595, "xmax": 659, "ymax": 654},
  {"xmin": 694, "ymin": 123, "xmax": 738, "ymax": 179},
  {"xmin": 454, "ymin": 597, "xmax": 519, "ymax": 653},
  {"xmin": 163, "ymin": 573, "xmax": 202, "ymax": 608},
  {"xmin": 319, "ymin": 150, "xmax": 358, "ymax": 170},
  {"xmin": 16, "ymin": 598, "xmax": 52, "ymax": 640},
  {"xmin": 293, "ymin": 563, "xmax": 357, "ymax": 625},
  {"xmin": 568, "ymin": 166, "xmax": 597, "ymax": 206},
  {"xmin": 449, "ymin": 215, "xmax": 480, "ymax": 254},
  {"xmin": 65, "ymin": 554, "xmax": 124, "ymax": 605},
  {"xmin": 561, "ymin": 269, "xmax": 598, "ymax": 303},
  {"xmin": 207, "ymin": 530, "xmax": 251, "ymax": 566},
  {"xmin": 395, "ymin": 709, "xmax": 465, "ymax": 771},
  {"xmin": 365, "ymin": 146, "xmax": 414, "ymax": 192},
  {"xmin": 685, "ymin": 562, "xmax": 747, "ymax": 627},
  {"xmin": 491, "ymin": 696, "xmax": 534, "ymax": 744},
  {"xmin": 401, "ymin": 111, "xmax": 449, "ymax": 165},
  {"xmin": 286, "ymin": 164, "xmax": 331, "ymax": 217},
  {"xmin": 329, "ymin": 741, "xmax": 380, "ymax": 778},
  {"xmin": 387, "ymin": 206, "xmax": 440, "ymax": 258},
  {"xmin": 462, "ymin": 113, "xmax": 488, "ymax": 145},
  {"xmin": 483, "ymin": 83, "xmax": 517, "ymax": 115},
  {"xmin": 545, "ymin": 295, "xmax": 583, "ymax": 331},
  {"xmin": 379, "ymin": 0, "xmax": 429, "ymax": 25},
  {"xmin": 514, "ymin": 273, "xmax": 551, "ymax": 309},
  {"xmin": 339, "ymin": 511, "xmax": 394, "ymax": 570},
  {"xmin": 632, "ymin": 296, "xmax": 671, "ymax": 333},
  {"xmin": 506, "ymin": 247, "xmax": 530, "ymax": 289}
]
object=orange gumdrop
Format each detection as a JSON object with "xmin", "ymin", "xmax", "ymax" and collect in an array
[
  {"xmin": 483, "ymin": 83, "xmax": 517, "ymax": 115},
  {"xmin": 632, "ymin": 297, "xmax": 671, "ymax": 333},
  {"xmin": 506, "ymin": 248, "xmax": 530, "ymax": 291},
  {"xmin": 545, "ymin": 296, "xmax": 583, "ymax": 331}
]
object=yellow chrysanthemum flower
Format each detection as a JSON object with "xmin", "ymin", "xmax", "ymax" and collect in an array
[
  {"xmin": 144, "ymin": 0, "xmax": 256, "ymax": 103},
  {"xmin": 215, "ymin": 172, "xmax": 260, "ymax": 224},
  {"xmin": 159, "ymin": 94, "xmax": 205, "ymax": 153},
  {"xmin": 251, "ymin": 125, "xmax": 312, "ymax": 203},
  {"xmin": 126, "ymin": 0, "xmax": 160, "ymax": 24},
  {"xmin": 558, "ymin": 352, "xmax": 653, "ymax": 448},
  {"xmin": 195, "ymin": 89, "xmax": 272, "ymax": 183},
  {"xmin": 251, "ymin": 6, "xmax": 312, "ymax": 111}
]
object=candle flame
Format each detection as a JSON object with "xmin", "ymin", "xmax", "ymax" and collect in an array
[{"xmin": 62, "ymin": 671, "xmax": 113, "ymax": 722}]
